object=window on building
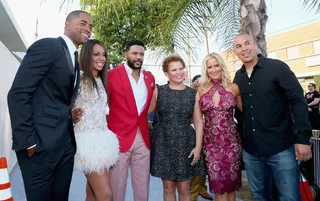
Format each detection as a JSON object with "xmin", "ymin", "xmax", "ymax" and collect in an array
[
  {"xmin": 268, "ymin": 51, "xmax": 277, "ymax": 59},
  {"xmin": 306, "ymin": 55, "xmax": 320, "ymax": 67},
  {"xmin": 287, "ymin": 46, "xmax": 299, "ymax": 59},
  {"xmin": 314, "ymin": 40, "xmax": 320, "ymax": 54}
]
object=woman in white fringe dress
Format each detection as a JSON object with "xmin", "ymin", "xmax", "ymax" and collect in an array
[{"xmin": 73, "ymin": 39, "xmax": 119, "ymax": 201}]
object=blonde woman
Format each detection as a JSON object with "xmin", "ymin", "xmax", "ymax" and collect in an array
[{"xmin": 197, "ymin": 52, "xmax": 242, "ymax": 201}]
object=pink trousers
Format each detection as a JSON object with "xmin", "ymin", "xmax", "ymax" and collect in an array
[{"xmin": 110, "ymin": 130, "xmax": 150, "ymax": 201}]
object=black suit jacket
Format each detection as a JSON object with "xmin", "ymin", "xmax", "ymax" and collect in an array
[{"xmin": 7, "ymin": 37, "xmax": 78, "ymax": 161}]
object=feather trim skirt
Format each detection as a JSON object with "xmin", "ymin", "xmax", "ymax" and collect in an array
[{"xmin": 74, "ymin": 130, "xmax": 119, "ymax": 174}]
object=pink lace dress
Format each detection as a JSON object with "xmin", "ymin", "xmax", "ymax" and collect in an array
[{"xmin": 200, "ymin": 81, "xmax": 242, "ymax": 194}]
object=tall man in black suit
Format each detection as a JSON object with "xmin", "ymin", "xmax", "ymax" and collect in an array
[{"xmin": 7, "ymin": 10, "xmax": 92, "ymax": 201}]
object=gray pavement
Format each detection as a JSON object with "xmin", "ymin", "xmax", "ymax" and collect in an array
[{"xmin": 10, "ymin": 165, "xmax": 243, "ymax": 201}]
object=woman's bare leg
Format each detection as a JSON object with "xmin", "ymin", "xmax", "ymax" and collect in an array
[
  {"xmin": 86, "ymin": 169, "xmax": 113, "ymax": 201},
  {"xmin": 162, "ymin": 179, "xmax": 177, "ymax": 201},
  {"xmin": 227, "ymin": 191, "xmax": 236, "ymax": 201},
  {"xmin": 176, "ymin": 179, "xmax": 191, "ymax": 201},
  {"xmin": 215, "ymin": 192, "xmax": 228, "ymax": 201},
  {"xmin": 86, "ymin": 182, "xmax": 95, "ymax": 201}
]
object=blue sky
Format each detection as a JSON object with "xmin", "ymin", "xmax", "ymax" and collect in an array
[{"xmin": 266, "ymin": 0, "xmax": 320, "ymax": 35}]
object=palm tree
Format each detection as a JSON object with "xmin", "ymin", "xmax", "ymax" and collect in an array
[
  {"xmin": 78, "ymin": 0, "xmax": 221, "ymax": 62},
  {"xmin": 54, "ymin": 0, "xmax": 320, "ymax": 58},
  {"xmin": 216, "ymin": 0, "xmax": 268, "ymax": 56},
  {"xmin": 147, "ymin": 0, "xmax": 218, "ymax": 56},
  {"xmin": 303, "ymin": 0, "xmax": 320, "ymax": 12},
  {"xmin": 214, "ymin": 0, "xmax": 320, "ymax": 57},
  {"xmin": 240, "ymin": 0, "xmax": 267, "ymax": 56}
]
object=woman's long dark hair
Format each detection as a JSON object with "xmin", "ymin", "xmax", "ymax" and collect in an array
[{"xmin": 79, "ymin": 39, "xmax": 108, "ymax": 91}]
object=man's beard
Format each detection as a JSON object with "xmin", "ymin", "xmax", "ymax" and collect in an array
[{"xmin": 127, "ymin": 59, "xmax": 143, "ymax": 70}]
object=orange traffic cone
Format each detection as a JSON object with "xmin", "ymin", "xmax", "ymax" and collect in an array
[
  {"xmin": 0, "ymin": 157, "xmax": 13, "ymax": 201},
  {"xmin": 300, "ymin": 173, "xmax": 314, "ymax": 201}
]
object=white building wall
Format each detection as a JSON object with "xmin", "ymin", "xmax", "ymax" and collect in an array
[{"xmin": 0, "ymin": 40, "xmax": 20, "ymax": 172}]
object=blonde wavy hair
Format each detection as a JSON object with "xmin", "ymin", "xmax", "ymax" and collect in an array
[{"xmin": 199, "ymin": 52, "xmax": 231, "ymax": 88}]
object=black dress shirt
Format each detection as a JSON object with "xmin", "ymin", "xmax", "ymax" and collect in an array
[
  {"xmin": 305, "ymin": 91, "xmax": 320, "ymax": 120},
  {"xmin": 234, "ymin": 54, "xmax": 311, "ymax": 157}
]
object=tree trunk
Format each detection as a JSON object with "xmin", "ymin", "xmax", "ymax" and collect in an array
[{"xmin": 239, "ymin": 0, "xmax": 268, "ymax": 57}]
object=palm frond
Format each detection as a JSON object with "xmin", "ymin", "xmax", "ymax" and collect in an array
[
  {"xmin": 41, "ymin": 0, "xmax": 74, "ymax": 13},
  {"xmin": 150, "ymin": 0, "xmax": 219, "ymax": 61},
  {"xmin": 80, "ymin": 0, "xmax": 130, "ymax": 19},
  {"xmin": 212, "ymin": 0, "xmax": 240, "ymax": 52},
  {"xmin": 302, "ymin": 0, "xmax": 320, "ymax": 13}
]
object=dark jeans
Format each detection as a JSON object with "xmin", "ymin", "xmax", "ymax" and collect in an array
[{"xmin": 243, "ymin": 146, "xmax": 301, "ymax": 201}]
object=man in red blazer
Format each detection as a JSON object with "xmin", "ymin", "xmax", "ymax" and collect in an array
[{"xmin": 107, "ymin": 40, "xmax": 155, "ymax": 201}]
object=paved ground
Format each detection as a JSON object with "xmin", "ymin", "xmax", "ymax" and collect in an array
[{"xmin": 10, "ymin": 165, "xmax": 244, "ymax": 201}]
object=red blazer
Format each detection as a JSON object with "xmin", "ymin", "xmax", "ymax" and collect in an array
[{"xmin": 107, "ymin": 64, "xmax": 155, "ymax": 152}]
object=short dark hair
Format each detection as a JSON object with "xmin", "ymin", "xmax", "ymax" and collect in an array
[
  {"xmin": 66, "ymin": 10, "xmax": 89, "ymax": 22},
  {"xmin": 125, "ymin": 40, "xmax": 145, "ymax": 52},
  {"xmin": 162, "ymin": 55, "xmax": 185, "ymax": 73},
  {"xmin": 192, "ymin": 75, "xmax": 201, "ymax": 83},
  {"xmin": 309, "ymin": 83, "xmax": 316, "ymax": 88}
]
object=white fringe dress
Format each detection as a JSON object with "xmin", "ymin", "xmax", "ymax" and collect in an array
[{"xmin": 74, "ymin": 76, "xmax": 119, "ymax": 174}]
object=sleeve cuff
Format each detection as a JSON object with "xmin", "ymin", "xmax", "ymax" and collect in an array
[
  {"xmin": 296, "ymin": 135, "xmax": 311, "ymax": 145},
  {"xmin": 27, "ymin": 144, "xmax": 36, "ymax": 149}
]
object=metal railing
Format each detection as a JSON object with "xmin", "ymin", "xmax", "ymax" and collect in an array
[{"xmin": 312, "ymin": 130, "xmax": 320, "ymax": 186}]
